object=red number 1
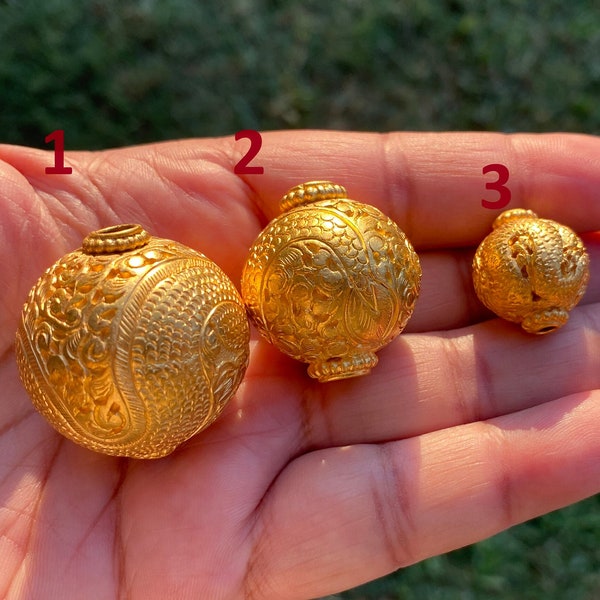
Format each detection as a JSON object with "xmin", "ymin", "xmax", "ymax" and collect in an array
[{"xmin": 45, "ymin": 130, "xmax": 73, "ymax": 174}]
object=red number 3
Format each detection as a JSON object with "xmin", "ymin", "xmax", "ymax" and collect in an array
[{"xmin": 482, "ymin": 163, "xmax": 511, "ymax": 209}]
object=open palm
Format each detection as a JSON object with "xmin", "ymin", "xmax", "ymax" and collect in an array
[{"xmin": 0, "ymin": 131, "xmax": 599, "ymax": 600}]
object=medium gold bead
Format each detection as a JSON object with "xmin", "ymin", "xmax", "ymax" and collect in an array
[
  {"xmin": 472, "ymin": 209, "xmax": 590, "ymax": 334},
  {"xmin": 15, "ymin": 224, "xmax": 250, "ymax": 458},
  {"xmin": 241, "ymin": 181, "xmax": 421, "ymax": 382}
]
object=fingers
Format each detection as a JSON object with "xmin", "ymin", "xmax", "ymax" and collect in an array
[
  {"xmin": 406, "ymin": 231, "xmax": 600, "ymax": 333},
  {"xmin": 246, "ymin": 390, "xmax": 600, "ymax": 599},
  {"xmin": 100, "ymin": 131, "xmax": 600, "ymax": 248},
  {"xmin": 1, "ymin": 132, "xmax": 598, "ymax": 352},
  {"xmin": 240, "ymin": 131, "xmax": 600, "ymax": 244},
  {"xmin": 240, "ymin": 303, "xmax": 600, "ymax": 452},
  {"xmin": 4, "ymin": 131, "xmax": 600, "ymax": 251},
  {"xmin": 0, "ymin": 141, "xmax": 261, "ymax": 283},
  {"xmin": 2, "ymin": 131, "xmax": 599, "ymax": 284}
]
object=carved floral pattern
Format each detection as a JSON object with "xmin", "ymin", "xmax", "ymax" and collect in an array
[{"xmin": 242, "ymin": 192, "xmax": 421, "ymax": 381}]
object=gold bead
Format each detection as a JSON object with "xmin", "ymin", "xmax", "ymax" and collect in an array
[
  {"xmin": 15, "ymin": 224, "xmax": 250, "ymax": 458},
  {"xmin": 472, "ymin": 209, "xmax": 590, "ymax": 334},
  {"xmin": 241, "ymin": 181, "xmax": 421, "ymax": 382}
]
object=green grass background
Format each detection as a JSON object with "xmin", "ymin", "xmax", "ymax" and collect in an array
[
  {"xmin": 1, "ymin": 0, "xmax": 599, "ymax": 148},
  {"xmin": 1, "ymin": 1, "xmax": 598, "ymax": 598}
]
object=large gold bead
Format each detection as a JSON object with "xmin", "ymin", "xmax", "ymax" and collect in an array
[
  {"xmin": 472, "ymin": 209, "xmax": 590, "ymax": 334},
  {"xmin": 241, "ymin": 181, "xmax": 421, "ymax": 382},
  {"xmin": 15, "ymin": 224, "xmax": 250, "ymax": 458}
]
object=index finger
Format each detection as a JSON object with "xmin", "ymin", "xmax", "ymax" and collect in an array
[
  {"xmin": 238, "ymin": 130, "xmax": 600, "ymax": 247},
  {"xmin": 2, "ymin": 131, "xmax": 598, "ymax": 252}
]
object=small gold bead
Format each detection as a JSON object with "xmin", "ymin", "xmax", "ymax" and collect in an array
[
  {"xmin": 16, "ymin": 224, "xmax": 250, "ymax": 458},
  {"xmin": 472, "ymin": 209, "xmax": 590, "ymax": 334},
  {"xmin": 241, "ymin": 181, "xmax": 422, "ymax": 382}
]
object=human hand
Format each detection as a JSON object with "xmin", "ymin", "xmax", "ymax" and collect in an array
[{"xmin": 0, "ymin": 131, "xmax": 598, "ymax": 600}]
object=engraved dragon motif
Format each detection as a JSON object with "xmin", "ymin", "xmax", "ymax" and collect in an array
[{"xmin": 16, "ymin": 225, "xmax": 249, "ymax": 458}]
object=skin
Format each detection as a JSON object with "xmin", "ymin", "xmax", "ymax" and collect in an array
[{"xmin": 0, "ymin": 131, "xmax": 598, "ymax": 600}]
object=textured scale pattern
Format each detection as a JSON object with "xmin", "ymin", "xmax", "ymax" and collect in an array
[
  {"xmin": 472, "ymin": 209, "xmax": 590, "ymax": 334},
  {"xmin": 16, "ymin": 224, "xmax": 249, "ymax": 458},
  {"xmin": 242, "ymin": 181, "xmax": 421, "ymax": 381}
]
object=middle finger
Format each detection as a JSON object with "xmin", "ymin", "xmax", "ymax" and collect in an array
[
  {"xmin": 407, "ymin": 232, "xmax": 600, "ymax": 332},
  {"xmin": 242, "ymin": 302, "xmax": 600, "ymax": 452}
]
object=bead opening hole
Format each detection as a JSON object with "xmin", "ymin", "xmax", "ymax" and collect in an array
[
  {"xmin": 99, "ymin": 224, "xmax": 141, "ymax": 236},
  {"xmin": 83, "ymin": 224, "xmax": 150, "ymax": 254}
]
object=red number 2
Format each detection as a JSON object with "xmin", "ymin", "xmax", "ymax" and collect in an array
[
  {"xmin": 45, "ymin": 130, "xmax": 73, "ymax": 174},
  {"xmin": 234, "ymin": 130, "xmax": 264, "ymax": 175},
  {"xmin": 482, "ymin": 163, "xmax": 510, "ymax": 209}
]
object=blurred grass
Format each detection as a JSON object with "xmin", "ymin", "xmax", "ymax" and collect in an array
[
  {"xmin": 340, "ymin": 496, "xmax": 600, "ymax": 600},
  {"xmin": 0, "ymin": 1, "xmax": 599, "ymax": 598},
  {"xmin": 0, "ymin": 0, "xmax": 599, "ymax": 149}
]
